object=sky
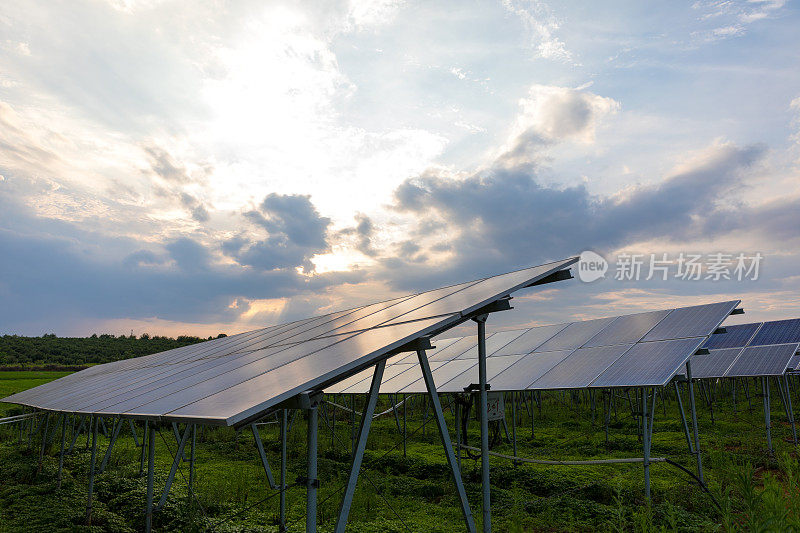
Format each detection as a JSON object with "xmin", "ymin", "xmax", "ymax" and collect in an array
[{"xmin": 1, "ymin": 0, "xmax": 799, "ymax": 337}]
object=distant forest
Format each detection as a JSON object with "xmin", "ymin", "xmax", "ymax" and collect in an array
[{"xmin": 0, "ymin": 333, "xmax": 226, "ymax": 367}]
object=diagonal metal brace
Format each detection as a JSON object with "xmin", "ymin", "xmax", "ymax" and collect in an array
[
  {"xmin": 155, "ymin": 423, "xmax": 192, "ymax": 511},
  {"xmin": 252, "ymin": 423, "xmax": 277, "ymax": 489}
]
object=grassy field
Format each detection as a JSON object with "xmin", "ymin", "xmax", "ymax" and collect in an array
[{"xmin": 2, "ymin": 371, "xmax": 800, "ymax": 532}]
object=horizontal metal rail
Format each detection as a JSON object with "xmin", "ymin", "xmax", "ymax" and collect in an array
[{"xmin": 456, "ymin": 444, "xmax": 667, "ymax": 466}]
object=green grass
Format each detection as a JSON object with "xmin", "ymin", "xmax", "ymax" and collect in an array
[
  {"xmin": 2, "ymin": 373, "xmax": 800, "ymax": 531},
  {"xmin": 0, "ymin": 371, "xmax": 72, "ymax": 416}
]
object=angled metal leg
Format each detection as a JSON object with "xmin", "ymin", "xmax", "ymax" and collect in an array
[
  {"xmin": 674, "ymin": 382, "xmax": 694, "ymax": 454},
  {"xmin": 189, "ymin": 424, "xmax": 196, "ymax": 495},
  {"xmin": 139, "ymin": 421, "xmax": 148, "ymax": 476},
  {"xmin": 418, "ymin": 348, "xmax": 477, "ymax": 533},
  {"xmin": 686, "ymin": 360, "xmax": 703, "ymax": 483},
  {"xmin": 99, "ymin": 418, "xmax": 123, "ymax": 473},
  {"xmin": 156, "ymin": 423, "xmax": 192, "ymax": 509},
  {"xmin": 252, "ymin": 423, "xmax": 277, "ymax": 489},
  {"xmin": 784, "ymin": 376, "xmax": 798, "ymax": 446},
  {"xmin": 335, "ymin": 360, "xmax": 386, "ymax": 533},
  {"xmin": 130, "ymin": 420, "xmax": 140, "ymax": 448},
  {"xmin": 37, "ymin": 412, "xmax": 50, "ymax": 475}
]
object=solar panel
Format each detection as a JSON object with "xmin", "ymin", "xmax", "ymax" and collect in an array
[
  {"xmin": 689, "ymin": 348, "xmax": 743, "ymax": 379},
  {"xmin": 487, "ymin": 351, "xmax": 573, "ymax": 391},
  {"xmin": 490, "ymin": 324, "xmax": 568, "ymax": 356},
  {"xmin": 2, "ymin": 257, "xmax": 577, "ymax": 425},
  {"xmin": 788, "ymin": 354, "xmax": 800, "ymax": 372},
  {"xmin": 534, "ymin": 317, "xmax": 616, "ymax": 352},
  {"xmin": 438, "ymin": 355, "xmax": 524, "ymax": 393},
  {"xmin": 725, "ymin": 344, "xmax": 799, "ymax": 377},
  {"xmin": 590, "ymin": 337, "xmax": 706, "ymax": 388},
  {"xmin": 455, "ymin": 330, "xmax": 529, "ymax": 358},
  {"xmin": 427, "ymin": 336, "xmax": 478, "ymax": 361},
  {"xmin": 582, "ymin": 310, "xmax": 669, "ymax": 348},
  {"xmin": 701, "ymin": 323, "xmax": 760, "ymax": 350},
  {"xmin": 529, "ymin": 344, "xmax": 634, "ymax": 390},
  {"xmin": 749, "ymin": 319, "xmax": 800, "ymax": 346},
  {"xmin": 641, "ymin": 301, "xmax": 739, "ymax": 342},
  {"xmin": 393, "ymin": 336, "xmax": 463, "ymax": 363},
  {"xmin": 401, "ymin": 359, "xmax": 477, "ymax": 393}
]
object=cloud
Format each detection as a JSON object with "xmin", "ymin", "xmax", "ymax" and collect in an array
[
  {"xmin": 502, "ymin": 0, "xmax": 574, "ymax": 62},
  {"xmin": 225, "ymin": 193, "xmax": 332, "ymax": 272}
]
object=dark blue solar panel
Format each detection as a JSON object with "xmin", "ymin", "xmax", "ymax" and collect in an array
[
  {"xmin": 702, "ymin": 323, "xmax": 760, "ymax": 349},
  {"xmin": 750, "ymin": 319, "xmax": 800, "ymax": 346}
]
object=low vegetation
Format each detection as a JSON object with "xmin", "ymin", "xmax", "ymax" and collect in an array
[{"xmin": 2, "ymin": 372, "xmax": 800, "ymax": 531}]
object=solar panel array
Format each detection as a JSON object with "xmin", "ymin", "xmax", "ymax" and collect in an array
[
  {"xmin": 692, "ymin": 318, "xmax": 800, "ymax": 379},
  {"xmin": 327, "ymin": 301, "xmax": 740, "ymax": 394},
  {"xmin": 1, "ymin": 258, "xmax": 577, "ymax": 426}
]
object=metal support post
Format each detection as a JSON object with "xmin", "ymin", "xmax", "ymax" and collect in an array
[
  {"xmin": 475, "ymin": 314, "xmax": 491, "ymax": 533},
  {"xmin": 335, "ymin": 361, "xmax": 386, "ymax": 532},
  {"xmin": 146, "ymin": 424, "xmax": 155, "ymax": 533},
  {"xmin": 140, "ymin": 421, "xmax": 148, "ymax": 476},
  {"xmin": 306, "ymin": 404, "xmax": 319, "ymax": 533},
  {"xmin": 130, "ymin": 420, "xmax": 140, "ymax": 448},
  {"xmin": 58, "ymin": 413, "xmax": 67, "ymax": 488},
  {"xmin": 511, "ymin": 392, "xmax": 518, "ymax": 466},
  {"xmin": 456, "ymin": 399, "xmax": 462, "ymax": 470},
  {"xmin": 686, "ymin": 360, "xmax": 703, "ymax": 483},
  {"xmin": 280, "ymin": 410, "xmax": 288, "ymax": 533},
  {"xmin": 403, "ymin": 393, "xmax": 407, "ymax": 458},
  {"xmin": 417, "ymin": 349, "xmax": 476, "ymax": 533},
  {"xmin": 642, "ymin": 388, "xmax": 651, "ymax": 501},
  {"xmin": 37, "ymin": 412, "xmax": 50, "ymax": 474},
  {"xmin": 86, "ymin": 416, "xmax": 99, "ymax": 525},
  {"xmin": 763, "ymin": 376, "xmax": 773, "ymax": 454}
]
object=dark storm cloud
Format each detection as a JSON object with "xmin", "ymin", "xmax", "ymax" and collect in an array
[
  {"xmin": 229, "ymin": 193, "xmax": 332, "ymax": 271},
  {"xmin": 384, "ymin": 141, "xmax": 769, "ymax": 291}
]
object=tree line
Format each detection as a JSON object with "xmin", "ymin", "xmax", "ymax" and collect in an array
[{"xmin": 0, "ymin": 333, "xmax": 227, "ymax": 367}]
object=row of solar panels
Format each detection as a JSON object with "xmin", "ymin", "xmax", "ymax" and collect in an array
[
  {"xmin": 691, "ymin": 319, "xmax": 800, "ymax": 379},
  {"xmin": 2, "ymin": 260, "xmax": 576, "ymax": 426},
  {"xmin": 327, "ymin": 301, "xmax": 740, "ymax": 394}
]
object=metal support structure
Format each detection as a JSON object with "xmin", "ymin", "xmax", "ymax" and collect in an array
[
  {"xmin": 306, "ymin": 404, "xmax": 319, "ymax": 533},
  {"xmin": 686, "ymin": 360, "xmax": 704, "ymax": 483},
  {"xmin": 130, "ymin": 420, "xmax": 140, "ymax": 448},
  {"xmin": 642, "ymin": 387, "xmax": 651, "ymax": 501},
  {"xmin": 146, "ymin": 425, "xmax": 155, "ymax": 533},
  {"xmin": 252, "ymin": 423, "xmax": 277, "ymax": 489},
  {"xmin": 99, "ymin": 418, "xmax": 123, "ymax": 473},
  {"xmin": 511, "ymin": 392, "xmax": 518, "ymax": 466},
  {"xmin": 280, "ymin": 410, "xmax": 288, "ymax": 533},
  {"xmin": 763, "ymin": 376, "xmax": 773, "ymax": 454},
  {"xmin": 86, "ymin": 416, "xmax": 99, "ymax": 525},
  {"xmin": 189, "ymin": 424, "xmax": 196, "ymax": 495},
  {"xmin": 475, "ymin": 314, "xmax": 491, "ymax": 533},
  {"xmin": 674, "ymin": 382, "xmax": 694, "ymax": 454},
  {"xmin": 784, "ymin": 376, "xmax": 798, "ymax": 446},
  {"xmin": 455, "ymin": 399, "xmax": 462, "ymax": 470},
  {"xmin": 417, "ymin": 348, "xmax": 477, "ymax": 533},
  {"xmin": 156, "ymin": 423, "xmax": 192, "ymax": 509},
  {"xmin": 37, "ymin": 412, "xmax": 50, "ymax": 474},
  {"xmin": 140, "ymin": 421, "xmax": 149, "ymax": 476},
  {"xmin": 58, "ymin": 413, "xmax": 67, "ymax": 489},
  {"xmin": 403, "ymin": 393, "xmax": 407, "ymax": 458},
  {"xmin": 335, "ymin": 360, "xmax": 386, "ymax": 532}
]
